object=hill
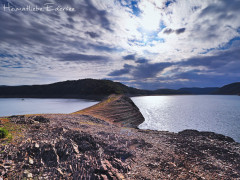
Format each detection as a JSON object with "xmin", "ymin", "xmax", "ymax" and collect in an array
[
  {"xmin": 0, "ymin": 79, "xmax": 146, "ymax": 99},
  {"xmin": 178, "ymin": 87, "xmax": 219, "ymax": 94},
  {"xmin": 0, "ymin": 79, "xmax": 188, "ymax": 99},
  {"xmin": 213, "ymin": 82, "xmax": 240, "ymax": 95}
]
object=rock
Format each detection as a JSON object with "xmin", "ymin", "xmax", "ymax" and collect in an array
[
  {"xmin": 41, "ymin": 144, "xmax": 58, "ymax": 167},
  {"xmin": 23, "ymin": 170, "xmax": 32, "ymax": 178},
  {"xmin": 66, "ymin": 132, "xmax": 99, "ymax": 153},
  {"xmin": 178, "ymin": 129, "xmax": 235, "ymax": 142},
  {"xmin": 101, "ymin": 174, "xmax": 108, "ymax": 180},
  {"xmin": 116, "ymin": 172, "xmax": 125, "ymax": 180},
  {"xmin": 57, "ymin": 168, "xmax": 64, "ymax": 176},
  {"xmin": 55, "ymin": 140, "xmax": 74, "ymax": 161},
  {"xmin": 27, "ymin": 173, "xmax": 33, "ymax": 178},
  {"xmin": 29, "ymin": 157, "xmax": 34, "ymax": 165},
  {"xmin": 34, "ymin": 116, "xmax": 50, "ymax": 123},
  {"xmin": 35, "ymin": 143, "xmax": 40, "ymax": 148}
]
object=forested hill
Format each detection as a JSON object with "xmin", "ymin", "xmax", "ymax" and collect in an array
[
  {"xmin": 213, "ymin": 82, "xmax": 240, "ymax": 95},
  {"xmin": 178, "ymin": 87, "xmax": 219, "ymax": 94},
  {"xmin": 0, "ymin": 79, "xmax": 186, "ymax": 99},
  {"xmin": 0, "ymin": 79, "xmax": 239, "ymax": 99}
]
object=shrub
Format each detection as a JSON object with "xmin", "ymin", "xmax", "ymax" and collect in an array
[{"xmin": 0, "ymin": 127, "xmax": 9, "ymax": 139}]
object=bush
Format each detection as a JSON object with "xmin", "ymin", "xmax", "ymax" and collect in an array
[{"xmin": 0, "ymin": 127, "xmax": 9, "ymax": 139}]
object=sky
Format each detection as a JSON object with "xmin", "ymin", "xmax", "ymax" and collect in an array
[{"xmin": 0, "ymin": 0, "xmax": 240, "ymax": 89}]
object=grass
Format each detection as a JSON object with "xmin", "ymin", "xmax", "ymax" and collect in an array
[
  {"xmin": 0, "ymin": 118, "xmax": 25, "ymax": 144},
  {"xmin": 0, "ymin": 127, "xmax": 9, "ymax": 138},
  {"xmin": 73, "ymin": 94, "xmax": 121, "ymax": 114},
  {"xmin": 72, "ymin": 94, "xmax": 123, "ymax": 126},
  {"xmin": 78, "ymin": 121, "xmax": 104, "ymax": 127}
]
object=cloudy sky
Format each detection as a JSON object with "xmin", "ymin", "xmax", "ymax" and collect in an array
[{"xmin": 0, "ymin": 0, "xmax": 240, "ymax": 89}]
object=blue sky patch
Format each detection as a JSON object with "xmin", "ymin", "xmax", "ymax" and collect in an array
[
  {"xmin": 117, "ymin": 0, "xmax": 141, "ymax": 16},
  {"xmin": 165, "ymin": 0, "xmax": 176, "ymax": 7}
]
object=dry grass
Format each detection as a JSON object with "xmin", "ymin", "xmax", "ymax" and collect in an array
[
  {"xmin": 73, "ymin": 95, "xmax": 120, "ymax": 114},
  {"xmin": 72, "ymin": 95, "xmax": 122, "ymax": 125},
  {"xmin": 0, "ymin": 118, "xmax": 25, "ymax": 144}
]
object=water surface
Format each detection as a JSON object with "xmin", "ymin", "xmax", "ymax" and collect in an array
[
  {"xmin": 0, "ymin": 98, "xmax": 98, "ymax": 116},
  {"xmin": 132, "ymin": 95, "xmax": 240, "ymax": 142}
]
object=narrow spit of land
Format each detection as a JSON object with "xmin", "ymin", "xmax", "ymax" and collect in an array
[{"xmin": 0, "ymin": 95, "xmax": 240, "ymax": 179}]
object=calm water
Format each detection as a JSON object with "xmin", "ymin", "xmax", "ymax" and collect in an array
[
  {"xmin": 132, "ymin": 95, "xmax": 240, "ymax": 142},
  {"xmin": 0, "ymin": 98, "xmax": 98, "ymax": 116}
]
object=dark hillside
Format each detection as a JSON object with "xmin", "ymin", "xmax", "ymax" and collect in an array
[
  {"xmin": 213, "ymin": 82, "xmax": 240, "ymax": 95},
  {"xmin": 178, "ymin": 87, "xmax": 219, "ymax": 94},
  {"xmin": 0, "ymin": 79, "xmax": 187, "ymax": 99}
]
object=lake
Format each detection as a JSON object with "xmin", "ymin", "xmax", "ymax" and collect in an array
[
  {"xmin": 0, "ymin": 95, "xmax": 239, "ymax": 142},
  {"xmin": 132, "ymin": 95, "xmax": 240, "ymax": 142},
  {"xmin": 0, "ymin": 98, "xmax": 98, "ymax": 116}
]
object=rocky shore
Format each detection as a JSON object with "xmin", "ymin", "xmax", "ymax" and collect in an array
[{"xmin": 0, "ymin": 95, "xmax": 240, "ymax": 179}]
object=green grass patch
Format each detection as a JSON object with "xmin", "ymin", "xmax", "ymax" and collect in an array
[
  {"xmin": 0, "ymin": 127, "xmax": 9, "ymax": 138},
  {"xmin": 0, "ymin": 118, "xmax": 25, "ymax": 143}
]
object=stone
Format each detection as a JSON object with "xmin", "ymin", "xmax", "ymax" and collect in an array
[
  {"xmin": 23, "ymin": 170, "xmax": 31, "ymax": 177},
  {"xmin": 27, "ymin": 173, "xmax": 33, "ymax": 178},
  {"xmin": 35, "ymin": 143, "xmax": 40, "ymax": 148},
  {"xmin": 34, "ymin": 116, "xmax": 50, "ymax": 123},
  {"xmin": 41, "ymin": 144, "xmax": 58, "ymax": 167},
  {"xmin": 29, "ymin": 157, "xmax": 34, "ymax": 165}
]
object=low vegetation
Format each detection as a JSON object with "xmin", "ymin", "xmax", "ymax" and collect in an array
[
  {"xmin": 0, "ymin": 127, "xmax": 8, "ymax": 139},
  {"xmin": 0, "ymin": 118, "xmax": 24, "ymax": 143}
]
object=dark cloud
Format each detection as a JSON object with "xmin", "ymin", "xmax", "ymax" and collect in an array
[
  {"xmin": 59, "ymin": 0, "xmax": 113, "ymax": 31},
  {"xmin": 163, "ymin": 28, "xmax": 185, "ymax": 35},
  {"xmin": 132, "ymin": 62, "xmax": 173, "ymax": 79},
  {"xmin": 108, "ymin": 64, "xmax": 133, "ymax": 76},
  {"xmin": 54, "ymin": 0, "xmax": 75, "ymax": 6},
  {"xmin": 0, "ymin": 54, "xmax": 16, "ymax": 58},
  {"xmin": 62, "ymin": 24, "xmax": 74, "ymax": 29},
  {"xmin": 175, "ymin": 28, "xmax": 186, "ymax": 34},
  {"xmin": 67, "ymin": 17, "xmax": 74, "ymax": 23},
  {"xmin": 88, "ymin": 43, "xmax": 122, "ymax": 52},
  {"xmin": 107, "ymin": 46, "xmax": 240, "ymax": 89},
  {"xmin": 83, "ymin": 0, "xmax": 113, "ymax": 31},
  {"xmin": 163, "ymin": 28, "xmax": 174, "ymax": 34},
  {"xmin": 108, "ymin": 61, "xmax": 173, "ymax": 79},
  {"xmin": 193, "ymin": 0, "xmax": 240, "ymax": 43},
  {"xmin": 58, "ymin": 53, "xmax": 109, "ymax": 62},
  {"xmin": 136, "ymin": 58, "xmax": 148, "ymax": 64},
  {"xmin": 85, "ymin": 31, "xmax": 100, "ymax": 38},
  {"xmin": 0, "ymin": 12, "xmax": 55, "ymax": 45},
  {"xmin": 174, "ymin": 71, "xmax": 240, "ymax": 89},
  {"xmin": 51, "ymin": 0, "xmax": 114, "ymax": 31},
  {"xmin": 181, "ymin": 47, "xmax": 240, "ymax": 70},
  {"xmin": 200, "ymin": 0, "xmax": 240, "ymax": 18},
  {"xmin": 123, "ymin": 54, "xmax": 135, "ymax": 60}
]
